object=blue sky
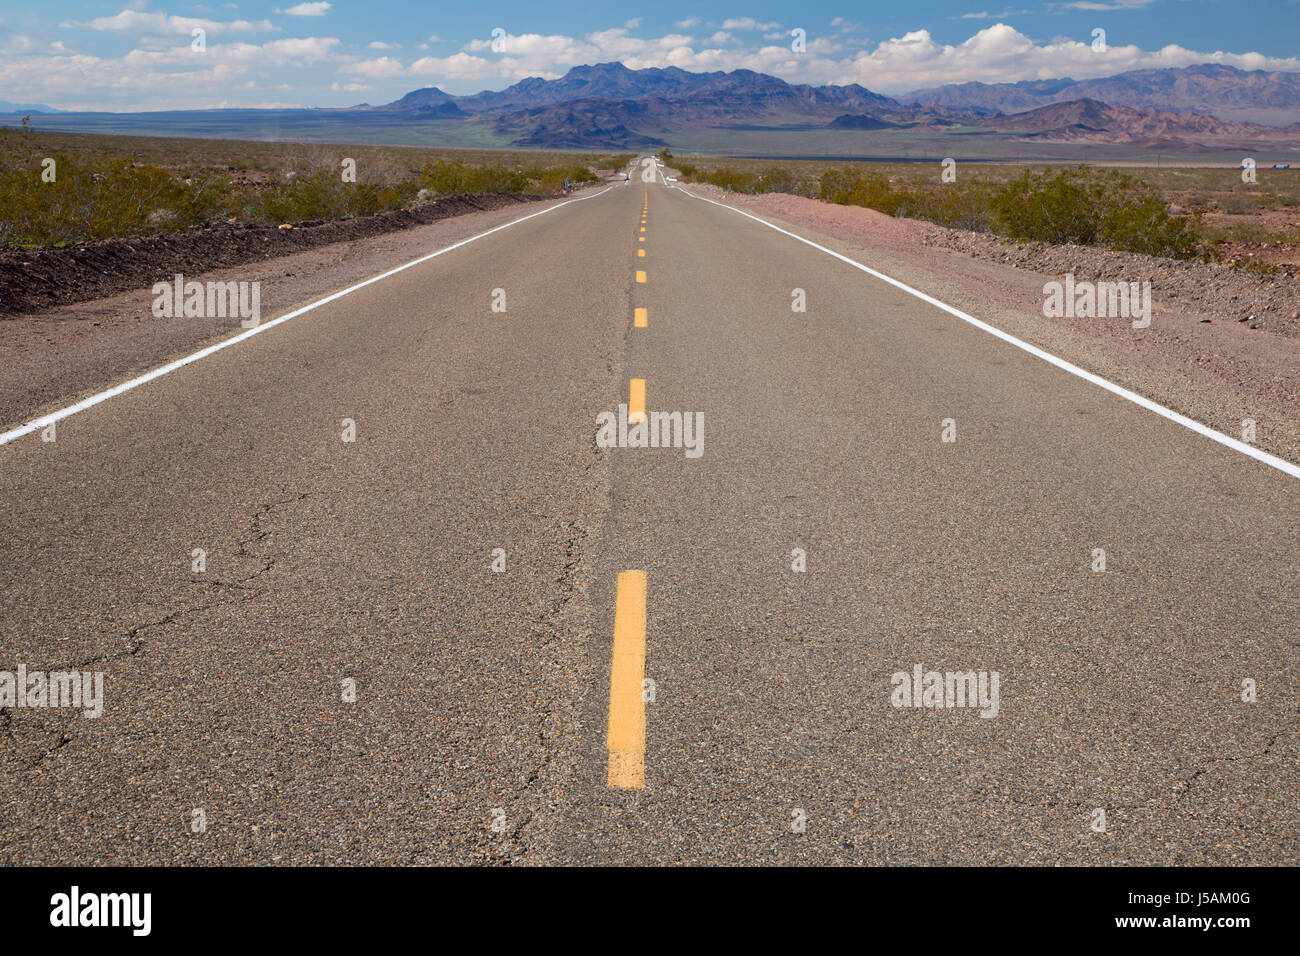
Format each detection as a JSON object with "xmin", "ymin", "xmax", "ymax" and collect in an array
[{"xmin": 1, "ymin": 1, "xmax": 1298, "ymax": 111}]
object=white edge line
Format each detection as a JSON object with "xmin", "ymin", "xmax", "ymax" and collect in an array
[
  {"xmin": 674, "ymin": 184, "xmax": 1300, "ymax": 482},
  {"xmin": 1, "ymin": 185, "xmax": 614, "ymax": 448}
]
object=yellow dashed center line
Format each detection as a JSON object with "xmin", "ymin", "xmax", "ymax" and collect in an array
[
  {"xmin": 604, "ymin": 181, "xmax": 653, "ymax": 789},
  {"xmin": 607, "ymin": 570, "xmax": 647, "ymax": 789},
  {"xmin": 628, "ymin": 378, "xmax": 646, "ymax": 423}
]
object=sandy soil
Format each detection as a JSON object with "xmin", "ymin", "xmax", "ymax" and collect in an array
[{"xmin": 678, "ymin": 182, "xmax": 1300, "ymax": 467}]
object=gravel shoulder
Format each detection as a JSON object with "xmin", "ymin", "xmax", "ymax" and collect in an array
[{"xmin": 678, "ymin": 182, "xmax": 1300, "ymax": 468}]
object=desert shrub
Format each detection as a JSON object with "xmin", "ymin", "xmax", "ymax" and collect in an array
[
  {"xmin": 896, "ymin": 184, "xmax": 997, "ymax": 232},
  {"xmin": 818, "ymin": 168, "xmax": 861, "ymax": 205},
  {"xmin": 1100, "ymin": 191, "xmax": 1201, "ymax": 258},
  {"xmin": 251, "ymin": 169, "xmax": 412, "ymax": 223},
  {"xmin": 699, "ymin": 167, "xmax": 764, "ymax": 193},
  {"xmin": 990, "ymin": 169, "xmax": 1202, "ymax": 258},
  {"xmin": 419, "ymin": 160, "xmax": 529, "ymax": 195},
  {"xmin": 0, "ymin": 124, "xmax": 615, "ymax": 247},
  {"xmin": 1238, "ymin": 259, "xmax": 1278, "ymax": 275},
  {"xmin": 418, "ymin": 159, "xmax": 594, "ymax": 196},
  {"xmin": 533, "ymin": 163, "xmax": 597, "ymax": 193},
  {"xmin": 989, "ymin": 169, "xmax": 1101, "ymax": 245},
  {"xmin": 1218, "ymin": 191, "xmax": 1259, "ymax": 215},
  {"xmin": 758, "ymin": 165, "xmax": 799, "ymax": 194},
  {"xmin": 819, "ymin": 168, "xmax": 906, "ymax": 215},
  {"xmin": 0, "ymin": 153, "xmax": 210, "ymax": 246}
]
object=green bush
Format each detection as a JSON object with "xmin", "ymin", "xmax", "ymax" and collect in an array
[
  {"xmin": 0, "ymin": 153, "xmax": 209, "ymax": 246},
  {"xmin": 418, "ymin": 159, "xmax": 594, "ymax": 196},
  {"xmin": 990, "ymin": 169, "xmax": 1202, "ymax": 258},
  {"xmin": 819, "ymin": 169, "xmax": 905, "ymax": 216},
  {"xmin": 533, "ymin": 163, "xmax": 597, "ymax": 194},
  {"xmin": 251, "ymin": 170, "xmax": 412, "ymax": 223},
  {"xmin": 758, "ymin": 165, "xmax": 799, "ymax": 195},
  {"xmin": 698, "ymin": 167, "xmax": 765, "ymax": 193},
  {"xmin": 895, "ymin": 184, "xmax": 996, "ymax": 232},
  {"xmin": 419, "ymin": 160, "xmax": 530, "ymax": 195},
  {"xmin": 989, "ymin": 169, "xmax": 1100, "ymax": 245},
  {"xmin": 1100, "ymin": 192, "xmax": 1201, "ymax": 258}
]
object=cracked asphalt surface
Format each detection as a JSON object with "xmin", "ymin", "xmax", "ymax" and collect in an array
[{"xmin": 1, "ymin": 177, "xmax": 1297, "ymax": 865}]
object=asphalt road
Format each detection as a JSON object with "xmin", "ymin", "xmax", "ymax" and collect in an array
[{"xmin": 2, "ymin": 173, "xmax": 1297, "ymax": 865}]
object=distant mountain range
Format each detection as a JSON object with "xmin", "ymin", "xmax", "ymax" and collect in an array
[
  {"xmin": 976, "ymin": 97, "xmax": 1299, "ymax": 147},
  {"xmin": 6, "ymin": 61, "xmax": 1299, "ymax": 155},
  {"xmin": 367, "ymin": 61, "xmax": 1300, "ymax": 150},
  {"xmin": 452, "ymin": 63, "xmax": 898, "ymax": 116},
  {"xmin": 373, "ymin": 62, "xmax": 911, "ymax": 148},
  {"xmin": 900, "ymin": 64, "xmax": 1300, "ymax": 126},
  {"xmin": 0, "ymin": 99, "xmax": 60, "ymax": 114}
]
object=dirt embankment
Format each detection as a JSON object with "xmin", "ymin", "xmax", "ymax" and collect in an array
[
  {"xmin": 0, "ymin": 192, "xmax": 558, "ymax": 317},
  {"xmin": 922, "ymin": 227, "xmax": 1300, "ymax": 337}
]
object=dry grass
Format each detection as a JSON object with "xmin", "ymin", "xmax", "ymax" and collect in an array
[{"xmin": 0, "ymin": 122, "xmax": 629, "ymax": 247}]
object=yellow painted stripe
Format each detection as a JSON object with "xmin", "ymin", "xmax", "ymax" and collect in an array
[
  {"xmin": 636, "ymin": 270, "xmax": 646, "ymax": 283},
  {"xmin": 638, "ymin": 236, "xmax": 644, "ymax": 242},
  {"xmin": 637, "ymin": 249, "xmax": 645, "ymax": 258},
  {"xmin": 607, "ymin": 570, "xmax": 647, "ymax": 789},
  {"xmin": 634, "ymin": 307, "xmax": 647, "ymax": 328},
  {"xmin": 640, "ymin": 227, "xmax": 645, "ymax": 233},
  {"xmin": 628, "ymin": 378, "xmax": 646, "ymax": 423}
]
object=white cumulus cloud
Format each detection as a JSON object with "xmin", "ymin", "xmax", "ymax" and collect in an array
[
  {"xmin": 279, "ymin": 2, "xmax": 332, "ymax": 16},
  {"xmin": 61, "ymin": 9, "xmax": 275, "ymax": 35}
]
